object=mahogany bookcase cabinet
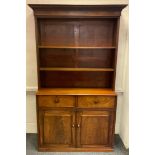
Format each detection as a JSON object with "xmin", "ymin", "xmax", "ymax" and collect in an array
[{"xmin": 29, "ymin": 4, "xmax": 127, "ymax": 152}]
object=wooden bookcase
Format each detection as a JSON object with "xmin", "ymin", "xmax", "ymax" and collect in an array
[{"xmin": 29, "ymin": 4, "xmax": 126, "ymax": 152}]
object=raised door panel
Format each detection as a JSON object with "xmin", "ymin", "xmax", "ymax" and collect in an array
[
  {"xmin": 38, "ymin": 110, "xmax": 75, "ymax": 148},
  {"xmin": 77, "ymin": 110, "xmax": 114, "ymax": 148}
]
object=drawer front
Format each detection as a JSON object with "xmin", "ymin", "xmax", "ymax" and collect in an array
[
  {"xmin": 38, "ymin": 95, "xmax": 75, "ymax": 107},
  {"xmin": 78, "ymin": 96, "xmax": 115, "ymax": 108}
]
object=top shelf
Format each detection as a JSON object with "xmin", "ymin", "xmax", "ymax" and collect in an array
[{"xmin": 38, "ymin": 45, "xmax": 116, "ymax": 49}]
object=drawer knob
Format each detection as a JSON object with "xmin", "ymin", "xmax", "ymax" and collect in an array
[
  {"xmin": 77, "ymin": 124, "xmax": 80, "ymax": 128},
  {"xmin": 94, "ymin": 99, "xmax": 99, "ymax": 104},
  {"xmin": 54, "ymin": 96, "xmax": 59, "ymax": 103},
  {"xmin": 72, "ymin": 124, "xmax": 75, "ymax": 128}
]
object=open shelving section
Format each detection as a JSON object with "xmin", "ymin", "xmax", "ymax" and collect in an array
[{"xmin": 36, "ymin": 17, "xmax": 119, "ymax": 89}]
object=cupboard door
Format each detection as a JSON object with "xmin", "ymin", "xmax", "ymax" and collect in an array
[
  {"xmin": 38, "ymin": 110, "xmax": 75, "ymax": 148},
  {"xmin": 77, "ymin": 110, "xmax": 114, "ymax": 148}
]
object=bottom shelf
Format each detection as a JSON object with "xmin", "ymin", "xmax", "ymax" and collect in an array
[{"xmin": 36, "ymin": 88, "xmax": 116, "ymax": 96}]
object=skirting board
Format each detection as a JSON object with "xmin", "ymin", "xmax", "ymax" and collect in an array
[{"xmin": 26, "ymin": 122, "xmax": 37, "ymax": 133}]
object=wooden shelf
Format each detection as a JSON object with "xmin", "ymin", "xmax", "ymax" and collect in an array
[
  {"xmin": 40, "ymin": 67, "xmax": 114, "ymax": 72},
  {"xmin": 36, "ymin": 88, "xmax": 116, "ymax": 96},
  {"xmin": 38, "ymin": 45, "xmax": 116, "ymax": 49}
]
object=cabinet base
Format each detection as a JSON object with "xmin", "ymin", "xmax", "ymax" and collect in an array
[{"xmin": 38, "ymin": 147, "xmax": 114, "ymax": 152}]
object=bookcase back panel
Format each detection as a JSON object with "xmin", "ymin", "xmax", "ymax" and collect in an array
[
  {"xmin": 38, "ymin": 19, "xmax": 117, "ymax": 47},
  {"xmin": 39, "ymin": 20, "xmax": 75, "ymax": 46},
  {"xmin": 39, "ymin": 49, "xmax": 115, "ymax": 68},
  {"xmin": 78, "ymin": 20, "xmax": 116, "ymax": 46},
  {"xmin": 39, "ymin": 48, "xmax": 76, "ymax": 67},
  {"xmin": 77, "ymin": 49, "xmax": 115, "ymax": 68},
  {"xmin": 40, "ymin": 71, "xmax": 113, "ymax": 88}
]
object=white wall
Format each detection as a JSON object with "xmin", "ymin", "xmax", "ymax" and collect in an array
[
  {"xmin": 26, "ymin": 0, "xmax": 129, "ymax": 148},
  {"xmin": 119, "ymin": 7, "xmax": 129, "ymax": 147}
]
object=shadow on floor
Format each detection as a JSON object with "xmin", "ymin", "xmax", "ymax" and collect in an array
[{"xmin": 26, "ymin": 134, "xmax": 129, "ymax": 155}]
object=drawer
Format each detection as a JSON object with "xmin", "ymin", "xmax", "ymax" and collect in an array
[
  {"xmin": 38, "ymin": 95, "xmax": 75, "ymax": 107},
  {"xmin": 78, "ymin": 96, "xmax": 115, "ymax": 108}
]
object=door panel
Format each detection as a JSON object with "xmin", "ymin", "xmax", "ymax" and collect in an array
[
  {"xmin": 39, "ymin": 110, "xmax": 75, "ymax": 148},
  {"xmin": 77, "ymin": 110, "xmax": 113, "ymax": 148}
]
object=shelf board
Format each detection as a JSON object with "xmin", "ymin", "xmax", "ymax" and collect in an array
[
  {"xmin": 40, "ymin": 67, "xmax": 114, "ymax": 72},
  {"xmin": 38, "ymin": 45, "xmax": 116, "ymax": 49},
  {"xmin": 36, "ymin": 88, "xmax": 116, "ymax": 96}
]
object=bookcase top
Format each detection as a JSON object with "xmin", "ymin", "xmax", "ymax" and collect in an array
[{"xmin": 28, "ymin": 4, "xmax": 127, "ymax": 18}]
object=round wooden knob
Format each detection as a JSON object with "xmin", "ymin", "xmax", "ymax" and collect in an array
[{"xmin": 94, "ymin": 100, "xmax": 99, "ymax": 104}]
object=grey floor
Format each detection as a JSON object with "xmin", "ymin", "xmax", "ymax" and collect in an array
[{"xmin": 26, "ymin": 134, "xmax": 129, "ymax": 155}]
